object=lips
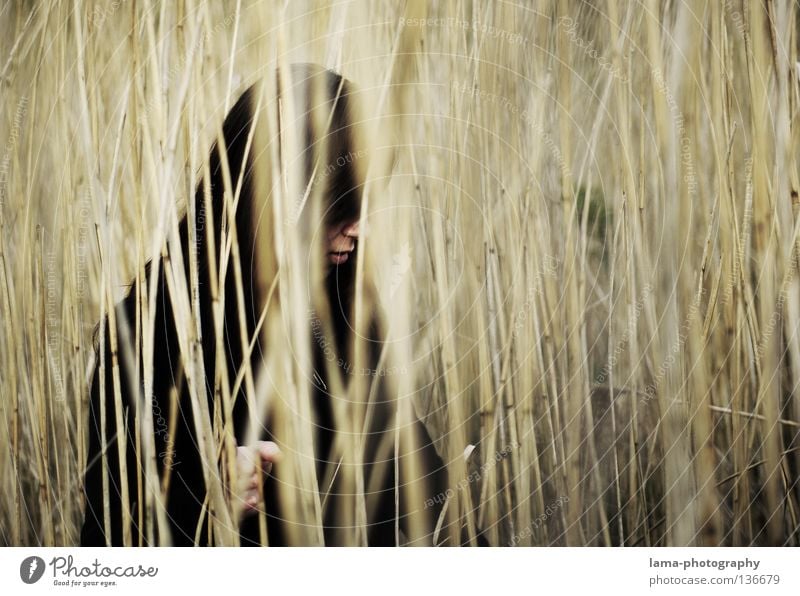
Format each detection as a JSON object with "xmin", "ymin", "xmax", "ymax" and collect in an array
[{"xmin": 328, "ymin": 251, "xmax": 350, "ymax": 265}]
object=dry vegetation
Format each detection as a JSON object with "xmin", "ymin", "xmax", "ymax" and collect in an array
[{"xmin": 1, "ymin": 0, "xmax": 799, "ymax": 546}]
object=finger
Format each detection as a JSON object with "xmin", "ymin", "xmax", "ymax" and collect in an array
[
  {"xmin": 240, "ymin": 493, "xmax": 259, "ymax": 517},
  {"xmin": 463, "ymin": 444, "xmax": 475, "ymax": 462},
  {"xmin": 237, "ymin": 446, "xmax": 257, "ymax": 475},
  {"xmin": 249, "ymin": 462, "xmax": 271, "ymax": 484},
  {"xmin": 257, "ymin": 441, "xmax": 282, "ymax": 464}
]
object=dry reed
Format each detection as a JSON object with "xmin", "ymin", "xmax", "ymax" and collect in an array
[{"xmin": 0, "ymin": 0, "xmax": 799, "ymax": 546}]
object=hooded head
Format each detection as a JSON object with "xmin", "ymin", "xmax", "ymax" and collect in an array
[
  {"xmin": 280, "ymin": 63, "xmax": 366, "ymax": 269},
  {"xmin": 202, "ymin": 63, "xmax": 378, "ymax": 280},
  {"xmin": 198, "ymin": 63, "xmax": 392, "ymax": 372}
]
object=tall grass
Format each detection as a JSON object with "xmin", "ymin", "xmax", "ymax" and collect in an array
[{"xmin": 1, "ymin": 0, "xmax": 799, "ymax": 546}]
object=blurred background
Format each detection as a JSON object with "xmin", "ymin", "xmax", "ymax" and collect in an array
[{"xmin": 1, "ymin": 0, "xmax": 799, "ymax": 546}]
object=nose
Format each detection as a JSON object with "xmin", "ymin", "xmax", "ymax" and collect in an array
[{"xmin": 343, "ymin": 220, "xmax": 360, "ymax": 238}]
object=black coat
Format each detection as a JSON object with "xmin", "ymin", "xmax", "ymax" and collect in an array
[{"xmin": 79, "ymin": 73, "xmax": 450, "ymax": 546}]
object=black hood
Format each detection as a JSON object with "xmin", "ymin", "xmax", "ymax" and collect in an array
[{"xmin": 200, "ymin": 63, "xmax": 365, "ymax": 262}]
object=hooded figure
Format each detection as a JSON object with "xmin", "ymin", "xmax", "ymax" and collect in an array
[{"xmin": 79, "ymin": 64, "xmax": 454, "ymax": 546}]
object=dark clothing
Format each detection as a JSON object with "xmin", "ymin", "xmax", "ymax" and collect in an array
[{"xmin": 79, "ymin": 78, "xmax": 450, "ymax": 546}]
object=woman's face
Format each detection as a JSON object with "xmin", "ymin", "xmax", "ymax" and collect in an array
[{"xmin": 326, "ymin": 218, "xmax": 360, "ymax": 265}]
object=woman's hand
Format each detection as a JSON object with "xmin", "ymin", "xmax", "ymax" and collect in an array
[{"xmin": 236, "ymin": 441, "xmax": 282, "ymax": 516}]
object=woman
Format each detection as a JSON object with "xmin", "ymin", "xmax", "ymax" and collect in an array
[{"xmin": 79, "ymin": 64, "xmax": 452, "ymax": 546}]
